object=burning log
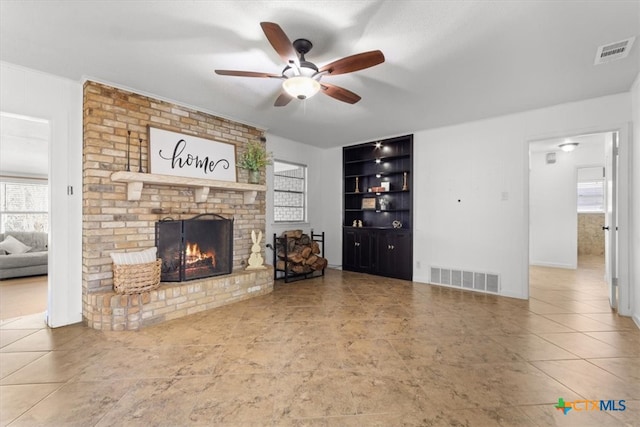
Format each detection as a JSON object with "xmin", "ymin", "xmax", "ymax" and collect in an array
[{"xmin": 275, "ymin": 230, "xmax": 327, "ymax": 275}]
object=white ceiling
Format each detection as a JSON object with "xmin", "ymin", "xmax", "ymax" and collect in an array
[
  {"xmin": 0, "ymin": 1, "xmax": 638, "ymax": 149},
  {"xmin": 0, "ymin": 114, "xmax": 49, "ymax": 178}
]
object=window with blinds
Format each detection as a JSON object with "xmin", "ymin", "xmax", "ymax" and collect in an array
[
  {"xmin": 0, "ymin": 180, "xmax": 49, "ymax": 232},
  {"xmin": 273, "ymin": 160, "xmax": 306, "ymax": 222}
]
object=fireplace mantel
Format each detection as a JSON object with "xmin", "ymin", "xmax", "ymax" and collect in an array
[{"xmin": 111, "ymin": 171, "xmax": 266, "ymax": 204}]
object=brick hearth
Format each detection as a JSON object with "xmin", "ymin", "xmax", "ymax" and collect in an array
[{"xmin": 84, "ymin": 268, "xmax": 273, "ymax": 331}]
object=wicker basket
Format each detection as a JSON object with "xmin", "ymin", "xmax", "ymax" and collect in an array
[{"xmin": 112, "ymin": 259, "xmax": 162, "ymax": 294}]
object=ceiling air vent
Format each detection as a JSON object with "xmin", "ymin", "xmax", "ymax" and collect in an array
[{"xmin": 594, "ymin": 37, "xmax": 635, "ymax": 65}]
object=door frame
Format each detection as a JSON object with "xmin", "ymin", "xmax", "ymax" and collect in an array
[
  {"xmin": 524, "ymin": 123, "xmax": 631, "ymax": 314},
  {"xmin": 0, "ymin": 63, "xmax": 84, "ymax": 327}
]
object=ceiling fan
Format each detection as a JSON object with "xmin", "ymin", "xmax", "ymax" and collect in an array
[{"xmin": 215, "ymin": 22, "xmax": 385, "ymax": 106}]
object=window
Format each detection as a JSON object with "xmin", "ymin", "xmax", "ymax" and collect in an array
[
  {"xmin": 273, "ymin": 160, "xmax": 306, "ymax": 222},
  {"xmin": 577, "ymin": 181, "xmax": 604, "ymax": 213},
  {"xmin": 0, "ymin": 180, "xmax": 49, "ymax": 232}
]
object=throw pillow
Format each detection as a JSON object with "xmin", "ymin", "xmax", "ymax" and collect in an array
[
  {"xmin": 0, "ymin": 235, "xmax": 32, "ymax": 254},
  {"xmin": 110, "ymin": 247, "xmax": 157, "ymax": 265}
]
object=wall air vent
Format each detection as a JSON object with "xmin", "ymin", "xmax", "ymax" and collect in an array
[
  {"xmin": 594, "ymin": 37, "xmax": 635, "ymax": 65},
  {"xmin": 430, "ymin": 266, "xmax": 500, "ymax": 295}
]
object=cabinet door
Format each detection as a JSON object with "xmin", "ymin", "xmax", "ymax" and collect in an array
[
  {"xmin": 377, "ymin": 231, "xmax": 412, "ymax": 280},
  {"xmin": 343, "ymin": 229, "xmax": 358, "ymax": 270},
  {"xmin": 357, "ymin": 230, "xmax": 375, "ymax": 271},
  {"xmin": 392, "ymin": 232, "xmax": 412, "ymax": 280}
]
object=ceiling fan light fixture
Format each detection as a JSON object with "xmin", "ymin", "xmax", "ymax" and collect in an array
[
  {"xmin": 282, "ymin": 76, "xmax": 320, "ymax": 100},
  {"xmin": 559, "ymin": 142, "xmax": 579, "ymax": 152}
]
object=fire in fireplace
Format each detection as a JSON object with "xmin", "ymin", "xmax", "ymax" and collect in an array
[{"xmin": 155, "ymin": 214, "xmax": 233, "ymax": 282}]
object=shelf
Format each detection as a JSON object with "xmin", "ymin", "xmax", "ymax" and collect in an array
[
  {"xmin": 343, "ymin": 226, "xmax": 408, "ymax": 230},
  {"xmin": 344, "ymin": 153, "xmax": 410, "ymax": 165},
  {"xmin": 345, "ymin": 190, "xmax": 409, "ymax": 195},
  {"xmin": 345, "ymin": 208, "xmax": 409, "ymax": 212},
  {"xmin": 111, "ymin": 171, "xmax": 266, "ymax": 204},
  {"xmin": 345, "ymin": 171, "xmax": 409, "ymax": 179}
]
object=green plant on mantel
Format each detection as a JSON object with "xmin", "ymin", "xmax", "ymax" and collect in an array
[{"xmin": 237, "ymin": 140, "xmax": 272, "ymax": 171}]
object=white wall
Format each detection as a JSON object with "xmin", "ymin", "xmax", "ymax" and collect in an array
[
  {"xmin": 319, "ymin": 146, "xmax": 343, "ymax": 268},
  {"xmin": 265, "ymin": 133, "xmax": 337, "ymax": 265},
  {"xmin": 529, "ymin": 141, "xmax": 605, "ymax": 268},
  {"xmin": 409, "ymin": 93, "xmax": 631, "ymax": 299},
  {"xmin": 0, "ymin": 62, "xmax": 83, "ymax": 327},
  {"xmin": 631, "ymin": 73, "xmax": 640, "ymax": 328}
]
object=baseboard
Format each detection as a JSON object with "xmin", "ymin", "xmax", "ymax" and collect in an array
[
  {"xmin": 412, "ymin": 274, "xmax": 429, "ymax": 284},
  {"xmin": 633, "ymin": 313, "xmax": 640, "ymax": 330},
  {"xmin": 499, "ymin": 289, "xmax": 528, "ymax": 300},
  {"xmin": 529, "ymin": 261, "xmax": 576, "ymax": 269}
]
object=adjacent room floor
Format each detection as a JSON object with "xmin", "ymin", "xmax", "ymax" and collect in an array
[
  {"xmin": 0, "ymin": 275, "xmax": 47, "ymax": 321},
  {"xmin": 1, "ymin": 260, "xmax": 638, "ymax": 426}
]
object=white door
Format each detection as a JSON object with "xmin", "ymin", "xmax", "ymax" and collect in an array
[{"xmin": 603, "ymin": 132, "xmax": 617, "ymax": 309}]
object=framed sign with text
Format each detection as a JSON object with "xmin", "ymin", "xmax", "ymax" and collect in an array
[{"xmin": 148, "ymin": 126, "xmax": 237, "ymax": 182}]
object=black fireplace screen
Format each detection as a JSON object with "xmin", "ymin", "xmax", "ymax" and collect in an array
[{"xmin": 155, "ymin": 214, "xmax": 233, "ymax": 282}]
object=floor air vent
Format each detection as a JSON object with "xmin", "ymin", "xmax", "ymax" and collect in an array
[{"xmin": 430, "ymin": 266, "xmax": 500, "ymax": 294}]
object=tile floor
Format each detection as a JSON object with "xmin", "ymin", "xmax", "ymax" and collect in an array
[{"xmin": 1, "ymin": 259, "xmax": 638, "ymax": 426}]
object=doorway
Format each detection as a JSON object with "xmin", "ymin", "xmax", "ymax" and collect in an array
[
  {"xmin": 528, "ymin": 132, "xmax": 613, "ymax": 308},
  {"xmin": 0, "ymin": 112, "xmax": 50, "ymax": 320}
]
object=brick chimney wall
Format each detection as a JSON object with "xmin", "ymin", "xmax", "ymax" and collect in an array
[{"xmin": 82, "ymin": 81, "xmax": 266, "ymax": 299}]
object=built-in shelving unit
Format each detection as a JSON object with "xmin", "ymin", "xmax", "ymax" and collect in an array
[
  {"xmin": 342, "ymin": 135, "xmax": 413, "ymax": 280},
  {"xmin": 110, "ymin": 171, "xmax": 266, "ymax": 204}
]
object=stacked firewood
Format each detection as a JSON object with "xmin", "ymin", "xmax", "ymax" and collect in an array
[{"xmin": 275, "ymin": 230, "xmax": 328, "ymax": 274}]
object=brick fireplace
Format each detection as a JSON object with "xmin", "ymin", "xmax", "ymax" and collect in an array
[{"xmin": 82, "ymin": 81, "xmax": 273, "ymax": 331}]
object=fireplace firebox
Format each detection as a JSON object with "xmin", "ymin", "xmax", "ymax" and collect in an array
[{"xmin": 155, "ymin": 214, "xmax": 233, "ymax": 282}]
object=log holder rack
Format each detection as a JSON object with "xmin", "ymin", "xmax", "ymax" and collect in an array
[{"xmin": 267, "ymin": 230, "xmax": 325, "ymax": 283}]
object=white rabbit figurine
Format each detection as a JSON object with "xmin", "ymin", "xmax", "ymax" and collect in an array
[{"xmin": 246, "ymin": 229, "xmax": 266, "ymax": 270}]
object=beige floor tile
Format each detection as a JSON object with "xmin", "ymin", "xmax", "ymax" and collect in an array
[
  {"xmin": 76, "ymin": 344, "xmax": 225, "ymax": 380},
  {"xmin": 0, "ymin": 324, "xmax": 86, "ymax": 352},
  {"xmin": 488, "ymin": 334, "xmax": 578, "ymax": 361},
  {"xmin": 190, "ymin": 373, "xmax": 278, "ymax": 424},
  {"xmin": 542, "ymin": 313, "xmax": 621, "ymax": 332},
  {"xmin": 282, "ymin": 340, "xmax": 345, "ymax": 372},
  {"xmin": 0, "ymin": 313, "xmax": 47, "ymax": 330},
  {"xmin": 10, "ymin": 380, "xmax": 136, "ymax": 426},
  {"xmin": 586, "ymin": 357, "xmax": 640, "ymax": 382},
  {"xmin": 214, "ymin": 341, "xmax": 292, "ymax": 374},
  {"xmin": 584, "ymin": 330, "xmax": 640, "ymax": 353},
  {"xmin": 506, "ymin": 313, "xmax": 575, "ymax": 334},
  {"xmin": 0, "ymin": 349, "xmax": 98, "ymax": 385},
  {"xmin": 337, "ymin": 338, "xmax": 409, "ymax": 375},
  {"xmin": 519, "ymin": 403, "xmax": 627, "ymax": 426},
  {"xmin": 94, "ymin": 377, "xmax": 209, "ymax": 426},
  {"xmin": 0, "ymin": 329, "xmax": 38, "ymax": 349},
  {"xmin": 606, "ymin": 399, "xmax": 639, "ymax": 425},
  {"xmin": 0, "ymin": 352, "xmax": 47, "ymax": 379},
  {"xmin": 537, "ymin": 332, "xmax": 626, "ymax": 358},
  {"xmin": 349, "ymin": 373, "xmax": 431, "ymax": 415},
  {"xmin": 274, "ymin": 371, "xmax": 357, "ymax": 419},
  {"xmin": 416, "ymin": 362, "xmax": 584, "ymax": 410},
  {"xmin": 528, "ymin": 299, "xmax": 575, "ymax": 315},
  {"xmin": 581, "ymin": 313, "xmax": 638, "ymax": 329},
  {"xmin": 532, "ymin": 359, "xmax": 640, "ymax": 400},
  {"xmin": 0, "ymin": 383, "xmax": 62, "ymax": 426}
]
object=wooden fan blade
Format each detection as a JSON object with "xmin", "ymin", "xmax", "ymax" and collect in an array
[
  {"xmin": 260, "ymin": 22, "xmax": 298, "ymax": 65},
  {"xmin": 274, "ymin": 92, "xmax": 293, "ymax": 107},
  {"xmin": 319, "ymin": 50, "xmax": 385, "ymax": 75},
  {"xmin": 215, "ymin": 70, "xmax": 280, "ymax": 78},
  {"xmin": 320, "ymin": 82, "xmax": 361, "ymax": 104}
]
